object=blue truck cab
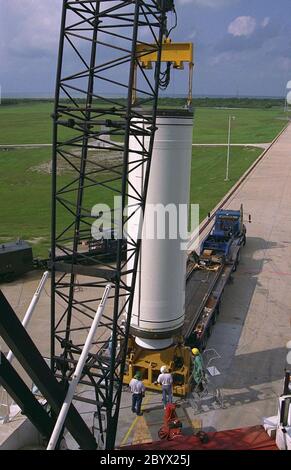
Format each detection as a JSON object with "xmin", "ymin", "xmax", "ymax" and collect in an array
[{"xmin": 201, "ymin": 205, "xmax": 246, "ymax": 263}]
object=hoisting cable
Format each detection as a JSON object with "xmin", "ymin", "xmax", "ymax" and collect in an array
[{"xmin": 158, "ymin": 5, "xmax": 177, "ymax": 92}]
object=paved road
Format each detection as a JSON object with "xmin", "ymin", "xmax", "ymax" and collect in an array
[
  {"xmin": 192, "ymin": 142, "xmax": 270, "ymax": 149},
  {"xmin": 196, "ymin": 124, "xmax": 291, "ymax": 431},
  {"xmin": 0, "ymin": 143, "xmax": 52, "ymax": 149}
]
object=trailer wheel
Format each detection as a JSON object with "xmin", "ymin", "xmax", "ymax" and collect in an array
[{"xmin": 232, "ymin": 252, "xmax": 241, "ymax": 272}]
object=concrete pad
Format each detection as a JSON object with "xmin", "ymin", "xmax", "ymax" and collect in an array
[{"xmin": 190, "ymin": 124, "xmax": 291, "ymax": 433}]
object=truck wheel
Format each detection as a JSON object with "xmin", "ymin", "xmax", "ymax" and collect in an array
[{"xmin": 232, "ymin": 252, "xmax": 240, "ymax": 272}]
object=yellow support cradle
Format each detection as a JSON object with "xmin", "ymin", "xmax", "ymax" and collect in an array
[{"xmin": 123, "ymin": 337, "xmax": 193, "ymax": 397}]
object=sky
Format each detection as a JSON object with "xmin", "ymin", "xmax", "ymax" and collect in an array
[{"xmin": 0, "ymin": 0, "xmax": 290, "ymax": 98}]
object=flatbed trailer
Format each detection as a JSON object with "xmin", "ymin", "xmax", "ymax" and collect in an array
[{"xmin": 184, "ymin": 242, "xmax": 241, "ymax": 350}]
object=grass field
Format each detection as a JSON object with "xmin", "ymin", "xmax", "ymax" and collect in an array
[
  {"xmin": 0, "ymin": 101, "xmax": 287, "ymax": 145},
  {"xmin": 193, "ymin": 107, "xmax": 287, "ymax": 144},
  {"xmin": 0, "ymin": 100, "xmax": 285, "ymax": 258},
  {"xmin": 191, "ymin": 146, "xmax": 261, "ymax": 221},
  {"xmin": 0, "ymin": 145, "xmax": 261, "ymax": 257}
]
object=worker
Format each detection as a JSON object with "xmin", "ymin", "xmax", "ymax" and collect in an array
[
  {"xmin": 129, "ymin": 371, "xmax": 145, "ymax": 416},
  {"xmin": 191, "ymin": 348, "xmax": 205, "ymax": 392},
  {"xmin": 156, "ymin": 366, "xmax": 173, "ymax": 409}
]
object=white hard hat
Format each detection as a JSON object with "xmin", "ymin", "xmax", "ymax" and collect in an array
[{"xmin": 160, "ymin": 365, "xmax": 167, "ymax": 373}]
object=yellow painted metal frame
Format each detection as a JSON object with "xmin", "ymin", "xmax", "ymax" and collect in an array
[
  {"xmin": 133, "ymin": 39, "xmax": 194, "ymax": 106},
  {"xmin": 136, "ymin": 40, "xmax": 193, "ymax": 70},
  {"xmin": 123, "ymin": 337, "xmax": 192, "ymax": 397}
]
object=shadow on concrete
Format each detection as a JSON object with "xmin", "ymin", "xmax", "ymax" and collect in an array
[
  {"xmin": 189, "ymin": 385, "xmax": 278, "ymax": 417},
  {"xmin": 198, "ymin": 235, "xmax": 291, "ymax": 416},
  {"xmin": 187, "ymin": 346, "xmax": 289, "ymax": 416},
  {"xmin": 219, "ymin": 235, "xmax": 280, "ymax": 316},
  {"xmin": 223, "ymin": 346, "xmax": 289, "ymax": 389},
  {"xmin": 210, "ymin": 235, "xmax": 284, "ymax": 359}
]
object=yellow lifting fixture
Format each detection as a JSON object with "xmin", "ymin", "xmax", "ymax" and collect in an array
[{"xmin": 133, "ymin": 38, "xmax": 194, "ymax": 108}]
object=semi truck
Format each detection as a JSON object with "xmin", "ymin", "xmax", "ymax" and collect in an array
[{"xmin": 123, "ymin": 205, "xmax": 247, "ymax": 396}]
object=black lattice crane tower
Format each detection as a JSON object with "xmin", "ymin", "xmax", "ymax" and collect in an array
[
  {"xmin": 50, "ymin": 0, "xmax": 177, "ymax": 449},
  {"xmin": 0, "ymin": 0, "xmax": 195, "ymax": 451}
]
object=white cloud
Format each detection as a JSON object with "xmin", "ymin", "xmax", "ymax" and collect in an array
[
  {"xmin": 1, "ymin": 0, "xmax": 61, "ymax": 57},
  {"xmin": 261, "ymin": 17, "xmax": 270, "ymax": 28},
  {"xmin": 228, "ymin": 16, "xmax": 257, "ymax": 37},
  {"xmin": 179, "ymin": 0, "xmax": 237, "ymax": 7}
]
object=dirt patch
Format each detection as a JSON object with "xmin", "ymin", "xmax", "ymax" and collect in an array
[
  {"xmin": 26, "ymin": 237, "xmax": 46, "ymax": 245},
  {"xmin": 30, "ymin": 161, "xmax": 53, "ymax": 174},
  {"xmin": 29, "ymin": 148, "xmax": 123, "ymax": 175}
]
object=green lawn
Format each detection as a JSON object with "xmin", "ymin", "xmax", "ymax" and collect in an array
[
  {"xmin": 193, "ymin": 107, "xmax": 287, "ymax": 144},
  {"xmin": 0, "ymin": 145, "xmax": 261, "ymax": 257},
  {"xmin": 0, "ymin": 147, "xmax": 119, "ymax": 257},
  {"xmin": 0, "ymin": 102, "xmax": 287, "ymax": 145},
  {"xmin": 191, "ymin": 146, "xmax": 261, "ymax": 221},
  {"xmin": 0, "ymin": 101, "xmax": 283, "ymax": 258},
  {"xmin": 0, "ymin": 103, "xmax": 53, "ymax": 144},
  {"xmin": 0, "ymin": 148, "xmax": 52, "ymax": 256}
]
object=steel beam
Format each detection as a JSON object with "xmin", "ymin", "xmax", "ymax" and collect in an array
[
  {"xmin": 0, "ymin": 291, "xmax": 97, "ymax": 450},
  {"xmin": 0, "ymin": 352, "xmax": 54, "ymax": 439}
]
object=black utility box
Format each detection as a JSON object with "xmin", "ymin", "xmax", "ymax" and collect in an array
[{"xmin": 0, "ymin": 240, "xmax": 33, "ymax": 282}]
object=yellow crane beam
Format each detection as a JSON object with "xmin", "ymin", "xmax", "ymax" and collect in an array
[
  {"xmin": 137, "ymin": 40, "xmax": 193, "ymax": 69},
  {"xmin": 133, "ymin": 39, "xmax": 194, "ymax": 107}
]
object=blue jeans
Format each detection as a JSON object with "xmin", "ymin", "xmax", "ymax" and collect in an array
[
  {"xmin": 162, "ymin": 385, "xmax": 173, "ymax": 407},
  {"xmin": 132, "ymin": 393, "xmax": 143, "ymax": 414}
]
